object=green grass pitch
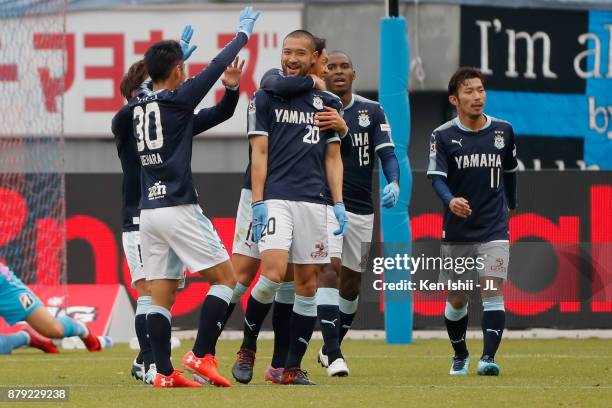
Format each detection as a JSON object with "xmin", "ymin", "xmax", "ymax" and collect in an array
[{"xmin": 0, "ymin": 338, "xmax": 610, "ymax": 407}]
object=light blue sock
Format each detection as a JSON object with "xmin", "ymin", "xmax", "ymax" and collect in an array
[
  {"xmin": 0, "ymin": 332, "xmax": 29, "ymax": 354},
  {"xmin": 136, "ymin": 296, "xmax": 152, "ymax": 316},
  {"xmin": 57, "ymin": 316, "xmax": 88, "ymax": 337}
]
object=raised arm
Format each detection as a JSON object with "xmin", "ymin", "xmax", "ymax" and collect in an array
[
  {"xmin": 259, "ymin": 68, "xmax": 317, "ymax": 98},
  {"xmin": 192, "ymin": 57, "xmax": 244, "ymax": 135},
  {"xmin": 175, "ymin": 7, "xmax": 260, "ymax": 109}
]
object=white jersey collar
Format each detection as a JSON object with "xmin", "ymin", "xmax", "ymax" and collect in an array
[{"xmin": 453, "ymin": 114, "xmax": 491, "ymax": 132}]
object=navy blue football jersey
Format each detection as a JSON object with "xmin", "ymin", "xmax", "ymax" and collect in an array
[
  {"xmin": 241, "ymin": 69, "xmax": 315, "ymax": 191},
  {"xmin": 112, "ymin": 104, "xmax": 141, "ymax": 232},
  {"xmin": 329, "ymin": 94, "xmax": 394, "ymax": 214},
  {"xmin": 247, "ymin": 89, "xmax": 342, "ymax": 203},
  {"xmin": 129, "ymin": 33, "xmax": 247, "ymax": 209},
  {"xmin": 113, "ymin": 88, "xmax": 239, "ymax": 230},
  {"xmin": 427, "ymin": 115, "xmax": 519, "ymax": 242}
]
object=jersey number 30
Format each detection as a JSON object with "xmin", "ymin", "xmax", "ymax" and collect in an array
[{"xmin": 134, "ymin": 102, "xmax": 164, "ymax": 152}]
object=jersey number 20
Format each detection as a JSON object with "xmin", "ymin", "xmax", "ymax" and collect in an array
[
  {"xmin": 134, "ymin": 102, "xmax": 164, "ymax": 152},
  {"xmin": 303, "ymin": 125, "xmax": 320, "ymax": 144}
]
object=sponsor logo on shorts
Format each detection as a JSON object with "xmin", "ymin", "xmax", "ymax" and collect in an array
[
  {"xmin": 19, "ymin": 293, "xmax": 35, "ymax": 311},
  {"xmin": 310, "ymin": 242, "xmax": 328, "ymax": 259},
  {"xmin": 490, "ymin": 257, "xmax": 507, "ymax": 274}
]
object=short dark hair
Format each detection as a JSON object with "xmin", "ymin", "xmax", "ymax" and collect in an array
[
  {"xmin": 314, "ymin": 37, "xmax": 326, "ymax": 55},
  {"xmin": 120, "ymin": 60, "xmax": 148, "ymax": 100},
  {"xmin": 284, "ymin": 29, "xmax": 316, "ymax": 51},
  {"xmin": 144, "ymin": 40, "xmax": 183, "ymax": 83},
  {"xmin": 448, "ymin": 67, "xmax": 485, "ymax": 96},
  {"xmin": 328, "ymin": 50, "xmax": 353, "ymax": 68}
]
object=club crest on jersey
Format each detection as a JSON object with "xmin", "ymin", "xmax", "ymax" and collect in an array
[
  {"xmin": 494, "ymin": 130, "xmax": 505, "ymax": 149},
  {"xmin": 19, "ymin": 293, "xmax": 35, "ymax": 311},
  {"xmin": 313, "ymin": 95, "xmax": 324, "ymax": 110},
  {"xmin": 358, "ymin": 110, "xmax": 371, "ymax": 127}
]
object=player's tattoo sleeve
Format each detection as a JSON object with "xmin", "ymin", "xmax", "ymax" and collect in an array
[
  {"xmin": 175, "ymin": 32, "xmax": 248, "ymax": 110},
  {"xmin": 192, "ymin": 87, "xmax": 240, "ymax": 135},
  {"xmin": 259, "ymin": 68, "xmax": 314, "ymax": 99}
]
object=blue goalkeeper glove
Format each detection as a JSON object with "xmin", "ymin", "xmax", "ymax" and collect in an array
[
  {"xmin": 237, "ymin": 6, "xmax": 261, "ymax": 39},
  {"xmin": 251, "ymin": 200, "xmax": 268, "ymax": 243},
  {"xmin": 381, "ymin": 182, "xmax": 400, "ymax": 208},
  {"xmin": 333, "ymin": 202, "xmax": 349, "ymax": 236},
  {"xmin": 180, "ymin": 25, "xmax": 197, "ymax": 61}
]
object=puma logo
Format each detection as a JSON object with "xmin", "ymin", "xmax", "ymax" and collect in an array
[
  {"xmin": 451, "ymin": 138, "xmax": 463, "ymax": 147},
  {"xmin": 244, "ymin": 318, "xmax": 256, "ymax": 331},
  {"xmin": 321, "ymin": 319, "xmax": 338, "ymax": 327},
  {"xmin": 486, "ymin": 329, "xmax": 501, "ymax": 336},
  {"xmin": 298, "ymin": 337, "xmax": 309, "ymax": 346},
  {"xmin": 450, "ymin": 337, "xmax": 465, "ymax": 344}
]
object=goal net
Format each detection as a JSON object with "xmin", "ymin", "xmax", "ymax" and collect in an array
[{"xmin": 0, "ymin": 1, "xmax": 67, "ymax": 318}]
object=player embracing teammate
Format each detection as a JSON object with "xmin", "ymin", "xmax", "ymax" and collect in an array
[{"xmin": 231, "ymin": 30, "xmax": 347, "ymax": 386}]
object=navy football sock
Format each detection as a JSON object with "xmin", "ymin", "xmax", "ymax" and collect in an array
[
  {"xmin": 444, "ymin": 302, "xmax": 469, "ymax": 358},
  {"xmin": 271, "ymin": 301, "xmax": 293, "ymax": 368},
  {"xmin": 285, "ymin": 295, "xmax": 317, "ymax": 369},
  {"xmin": 240, "ymin": 276, "xmax": 279, "ymax": 351},
  {"xmin": 481, "ymin": 297, "xmax": 505, "ymax": 360},
  {"xmin": 146, "ymin": 307, "xmax": 173, "ymax": 376},
  {"xmin": 135, "ymin": 314, "xmax": 153, "ymax": 371},
  {"xmin": 241, "ymin": 296, "xmax": 273, "ymax": 351},
  {"xmin": 338, "ymin": 295, "xmax": 359, "ymax": 344},
  {"xmin": 193, "ymin": 285, "xmax": 232, "ymax": 357}
]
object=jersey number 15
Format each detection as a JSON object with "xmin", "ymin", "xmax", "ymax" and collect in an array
[{"xmin": 133, "ymin": 102, "xmax": 164, "ymax": 152}]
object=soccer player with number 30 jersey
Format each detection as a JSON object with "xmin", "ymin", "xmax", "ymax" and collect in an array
[{"xmin": 127, "ymin": 7, "xmax": 260, "ymax": 388}]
